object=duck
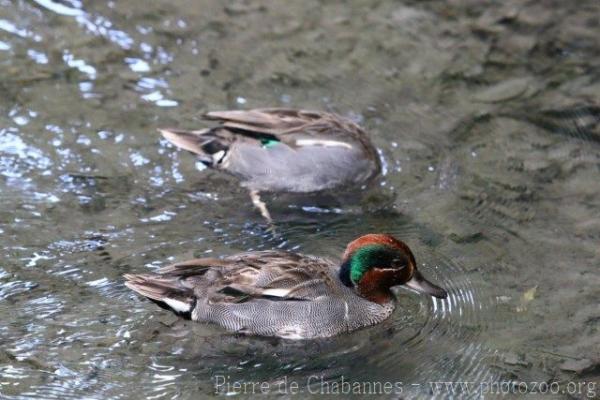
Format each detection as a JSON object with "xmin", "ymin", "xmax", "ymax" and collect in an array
[
  {"xmin": 159, "ymin": 108, "xmax": 381, "ymax": 221},
  {"xmin": 124, "ymin": 234, "xmax": 447, "ymax": 339}
]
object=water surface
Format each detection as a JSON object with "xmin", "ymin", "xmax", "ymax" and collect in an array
[{"xmin": 1, "ymin": 0, "xmax": 599, "ymax": 398}]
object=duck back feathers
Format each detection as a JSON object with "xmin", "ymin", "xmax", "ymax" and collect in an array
[{"xmin": 160, "ymin": 108, "xmax": 381, "ymax": 193}]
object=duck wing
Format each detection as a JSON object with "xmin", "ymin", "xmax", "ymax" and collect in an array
[
  {"xmin": 205, "ymin": 108, "xmax": 369, "ymax": 145},
  {"xmin": 124, "ymin": 251, "xmax": 341, "ymax": 319},
  {"xmin": 159, "ymin": 108, "xmax": 375, "ymax": 167},
  {"xmin": 216, "ymin": 250, "xmax": 341, "ymax": 301}
]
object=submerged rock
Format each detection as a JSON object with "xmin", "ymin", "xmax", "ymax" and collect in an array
[
  {"xmin": 473, "ymin": 78, "xmax": 532, "ymax": 103},
  {"xmin": 559, "ymin": 358, "xmax": 595, "ymax": 374}
]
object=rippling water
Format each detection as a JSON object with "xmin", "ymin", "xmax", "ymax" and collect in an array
[{"xmin": 1, "ymin": 0, "xmax": 599, "ymax": 399}]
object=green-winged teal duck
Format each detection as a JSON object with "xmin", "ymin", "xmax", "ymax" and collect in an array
[
  {"xmin": 159, "ymin": 108, "xmax": 381, "ymax": 221},
  {"xmin": 124, "ymin": 234, "xmax": 447, "ymax": 339}
]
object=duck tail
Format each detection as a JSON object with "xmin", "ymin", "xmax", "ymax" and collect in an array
[
  {"xmin": 159, "ymin": 128, "xmax": 229, "ymax": 167},
  {"xmin": 124, "ymin": 273, "xmax": 197, "ymax": 319}
]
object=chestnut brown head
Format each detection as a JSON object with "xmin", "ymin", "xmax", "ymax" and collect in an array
[{"xmin": 339, "ymin": 234, "xmax": 447, "ymax": 303}]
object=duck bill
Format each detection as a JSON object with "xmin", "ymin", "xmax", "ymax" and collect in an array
[{"xmin": 404, "ymin": 270, "xmax": 448, "ymax": 299}]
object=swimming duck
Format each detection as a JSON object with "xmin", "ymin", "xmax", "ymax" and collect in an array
[
  {"xmin": 159, "ymin": 108, "xmax": 381, "ymax": 221},
  {"xmin": 124, "ymin": 234, "xmax": 447, "ymax": 339}
]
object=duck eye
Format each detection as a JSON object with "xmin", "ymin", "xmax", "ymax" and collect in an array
[{"xmin": 392, "ymin": 258, "xmax": 407, "ymax": 268}]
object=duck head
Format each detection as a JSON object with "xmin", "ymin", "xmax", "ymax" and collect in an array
[{"xmin": 339, "ymin": 234, "xmax": 448, "ymax": 304}]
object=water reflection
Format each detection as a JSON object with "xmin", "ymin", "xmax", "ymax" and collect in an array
[{"xmin": 1, "ymin": 0, "xmax": 599, "ymax": 399}]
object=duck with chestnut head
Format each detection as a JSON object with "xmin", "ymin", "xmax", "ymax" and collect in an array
[{"xmin": 124, "ymin": 234, "xmax": 447, "ymax": 339}]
